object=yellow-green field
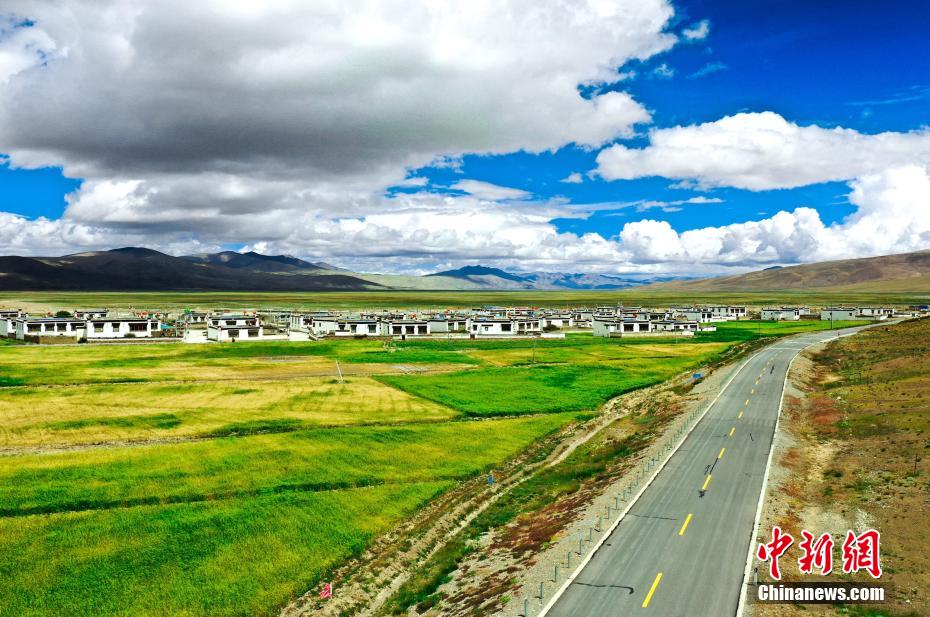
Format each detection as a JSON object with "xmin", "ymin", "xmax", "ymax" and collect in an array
[
  {"xmin": 1, "ymin": 289, "xmax": 926, "ymax": 312},
  {"xmin": 0, "ymin": 320, "xmax": 862, "ymax": 616}
]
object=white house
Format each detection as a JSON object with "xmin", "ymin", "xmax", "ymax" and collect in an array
[
  {"xmin": 0, "ymin": 310, "xmax": 20, "ymax": 337},
  {"xmin": 674, "ymin": 308, "xmax": 715, "ymax": 323},
  {"xmin": 381, "ymin": 319, "xmax": 429, "ymax": 337},
  {"xmin": 652, "ymin": 319, "xmax": 699, "ymax": 332},
  {"xmin": 761, "ymin": 307, "xmax": 801, "ymax": 321},
  {"xmin": 857, "ymin": 307, "xmax": 893, "ymax": 319},
  {"xmin": 86, "ymin": 318, "xmax": 161, "ymax": 339},
  {"xmin": 184, "ymin": 311, "xmax": 208, "ymax": 324},
  {"xmin": 469, "ymin": 318, "xmax": 541, "ymax": 336},
  {"xmin": 207, "ymin": 315, "xmax": 264, "ymax": 341},
  {"xmin": 820, "ymin": 308, "xmax": 860, "ymax": 321},
  {"xmin": 427, "ymin": 317, "xmax": 470, "ymax": 333},
  {"xmin": 592, "ymin": 318, "xmax": 652, "ymax": 337},
  {"xmin": 540, "ymin": 314, "xmax": 574, "ymax": 330},
  {"xmin": 14, "ymin": 317, "xmax": 86, "ymax": 341},
  {"xmin": 73, "ymin": 308, "xmax": 109, "ymax": 319},
  {"xmin": 708, "ymin": 305, "xmax": 748, "ymax": 320},
  {"xmin": 334, "ymin": 319, "xmax": 380, "ymax": 336}
]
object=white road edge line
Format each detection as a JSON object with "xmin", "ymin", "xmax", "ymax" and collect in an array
[
  {"xmin": 537, "ymin": 348, "xmax": 765, "ymax": 617},
  {"xmin": 735, "ymin": 329, "xmax": 863, "ymax": 617}
]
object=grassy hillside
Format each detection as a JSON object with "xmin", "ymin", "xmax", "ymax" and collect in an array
[{"xmin": 648, "ymin": 249, "xmax": 930, "ymax": 293}]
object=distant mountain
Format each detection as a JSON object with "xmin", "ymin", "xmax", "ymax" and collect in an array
[
  {"xmin": 0, "ymin": 248, "xmax": 379, "ymax": 291},
  {"xmin": 645, "ymin": 249, "xmax": 930, "ymax": 293},
  {"xmin": 428, "ymin": 265, "xmax": 529, "ymax": 283},
  {"xmin": 0, "ymin": 249, "xmax": 689, "ymax": 292},
  {"xmin": 421, "ymin": 265, "xmax": 677, "ymax": 290},
  {"xmin": 181, "ymin": 251, "xmax": 329, "ymax": 273}
]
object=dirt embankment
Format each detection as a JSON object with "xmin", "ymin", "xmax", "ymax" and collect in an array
[{"xmin": 751, "ymin": 318, "xmax": 930, "ymax": 617}]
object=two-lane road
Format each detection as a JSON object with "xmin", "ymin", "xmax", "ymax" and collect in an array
[{"xmin": 545, "ymin": 327, "xmax": 862, "ymax": 617}]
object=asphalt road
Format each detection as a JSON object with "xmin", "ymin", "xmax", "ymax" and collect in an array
[{"xmin": 545, "ymin": 326, "xmax": 864, "ymax": 617}]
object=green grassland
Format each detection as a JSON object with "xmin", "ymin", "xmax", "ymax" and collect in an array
[
  {"xmin": 2, "ymin": 289, "xmax": 926, "ymax": 312},
  {"xmin": 0, "ymin": 483, "xmax": 449, "ymax": 617},
  {"xmin": 0, "ymin": 319, "xmax": 864, "ymax": 616}
]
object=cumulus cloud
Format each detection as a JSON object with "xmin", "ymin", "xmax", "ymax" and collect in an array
[
  {"xmin": 450, "ymin": 180, "xmax": 530, "ymax": 201},
  {"xmin": 650, "ymin": 63, "xmax": 675, "ymax": 79},
  {"xmin": 617, "ymin": 165, "xmax": 930, "ymax": 267},
  {"xmin": 596, "ymin": 111, "xmax": 930, "ymax": 190},
  {"xmin": 682, "ymin": 19, "xmax": 710, "ymax": 41},
  {"xmin": 560, "ymin": 172, "xmax": 584, "ymax": 184},
  {"xmin": 0, "ymin": 0, "xmax": 686, "ymax": 269}
]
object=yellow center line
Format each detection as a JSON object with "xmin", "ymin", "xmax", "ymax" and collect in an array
[
  {"xmin": 729, "ymin": 427, "xmax": 736, "ymax": 437},
  {"xmin": 642, "ymin": 572, "xmax": 663, "ymax": 608},
  {"xmin": 738, "ymin": 410, "xmax": 743, "ymax": 419},
  {"xmin": 751, "ymin": 388, "xmax": 755, "ymax": 394},
  {"xmin": 678, "ymin": 513, "xmax": 693, "ymax": 537},
  {"xmin": 701, "ymin": 474, "xmax": 712, "ymax": 491},
  {"xmin": 718, "ymin": 447, "xmax": 726, "ymax": 460},
  {"xmin": 745, "ymin": 399, "xmax": 750, "ymax": 406}
]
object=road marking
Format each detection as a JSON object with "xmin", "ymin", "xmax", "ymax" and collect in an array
[
  {"xmin": 745, "ymin": 399, "xmax": 749, "ymax": 405},
  {"xmin": 718, "ymin": 447, "xmax": 726, "ymax": 460},
  {"xmin": 729, "ymin": 427, "xmax": 736, "ymax": 437},
  {"xmin": 751, "ymin": 388, "xmax": 755, "ymax": 394},
  {"xmin": 642, "ymin": 572, "xmax": 663, "ymax": 608},
  {"xmin": 678, "ymin": 513, "xmax": 692, "ymax": 537},
  {"xmin": 738, "ymin": 410, "xmax": 743, "ymax": 419},
  {"xmin": 701, "ymin": 474, "xmax": 712, "ymax": 491}
]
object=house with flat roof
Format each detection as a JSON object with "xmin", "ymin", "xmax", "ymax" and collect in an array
[
  {"xmin": 592, "ymin": 318, "xmax": 652, "ymax": 338},
  {"xmin": 761, "ymin": 307, "xmax": 801, "ymax": 321},
  {"xmin": 334, "ymin": 318, "xmax": 379, "ymax": 337},
  {"xmin": 207, "ymin": 315, "xmax": 264, "ymax": 341},
  {"xmin": 13, "ymin": 317, "xmax": 86, "ymax": 341},
  {"xmin": 381, "ymin": 319, "xmax": 429, "ymax": 337},
  {"xmin": 427, "ymin": 316, "xmax": 470, "ymax": 333},
  {"xmin": 73, "ymin": 308, "xmax": 109, "ymax": 319},
  {"xmin": 86, "ymin": 318, "xmax": 161, "ymax": 339},
  {"xmin": 469, "ymin": 317, "xmax": 541, "ymax": 336}
]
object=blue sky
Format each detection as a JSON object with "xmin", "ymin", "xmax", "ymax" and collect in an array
[{"xmin": 1, "ymin": 1, "xmax": 928, "ymax": 273}]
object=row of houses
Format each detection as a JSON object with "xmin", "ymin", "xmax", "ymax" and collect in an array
[
  {"xmin": 758, "ymin": 306, "xmax": 907, "ymax": 321},
  {"xmin": 3, "ymin": 303, "xmax": 922, "ymax": 344},
  {"xmin": 0, "ymin": 311, "xmax": 163, "ymax": 342}
]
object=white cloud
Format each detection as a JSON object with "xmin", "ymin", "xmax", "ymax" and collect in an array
[
  {"xmin": 0, "ymin": 16, "xmax": 60, "ymax": 85},
  {"xmin": 682, "ymin": 19, "xmax": 710, "ymax": 41},
  {"xmin": 396, "ymin": 176, "xmax": 429, "ymax": 188},
  {"xmin": 560, "ymin": 172, "xmax": 584, "ymax": 184},
  {"xmin": 617, "ymin": 165, "xmax": 930, "ymax": 267},
  {"xmin": 0, "ymin": 0, "xmax": 682, "ymax": 267},
  {"xmin": 688, "ymin": 61, "xmax": 726, "ymax": 79},
  {"xmin": 3, "ymin": 167, "xmax": 928, "ymax": 274},
  {"xmin": 450, "ymin": 180, "xmax": 530, "ymax": 201},
  {"xmin": 596, "ymin": 111, "xmax": 930, "ymax": 190},
  {"xmin": 651, "ymin": 63, "xmax": 675, "ymax": 79}
]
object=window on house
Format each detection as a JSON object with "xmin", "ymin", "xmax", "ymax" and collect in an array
[
  {"xmin": 228, "ymin": 329, "xmax": 239, "ymax": 338},
  {"xmin": 129, "ymin": 322, "xmax": 147, "ymax": 332},
  {"xmin": 501, "ymin": 323, "xmax": 512, "ymax": 332},
  {"xmin": 248, "ymin": 329, "xmax": 259, "ymax": 337}
]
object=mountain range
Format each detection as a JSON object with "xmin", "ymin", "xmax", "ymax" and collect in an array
[
  {"xmin": 0, "ymin": 247, "xmax": 928, "ymax": 292},
  {"xmin": 0, "ymin": 249, "xmax": 660, "ymax": 291}
]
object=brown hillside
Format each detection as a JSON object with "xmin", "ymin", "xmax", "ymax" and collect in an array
[{"xmin": 647, "ymin": 249, "xmax": 930, "ymax": 292}]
